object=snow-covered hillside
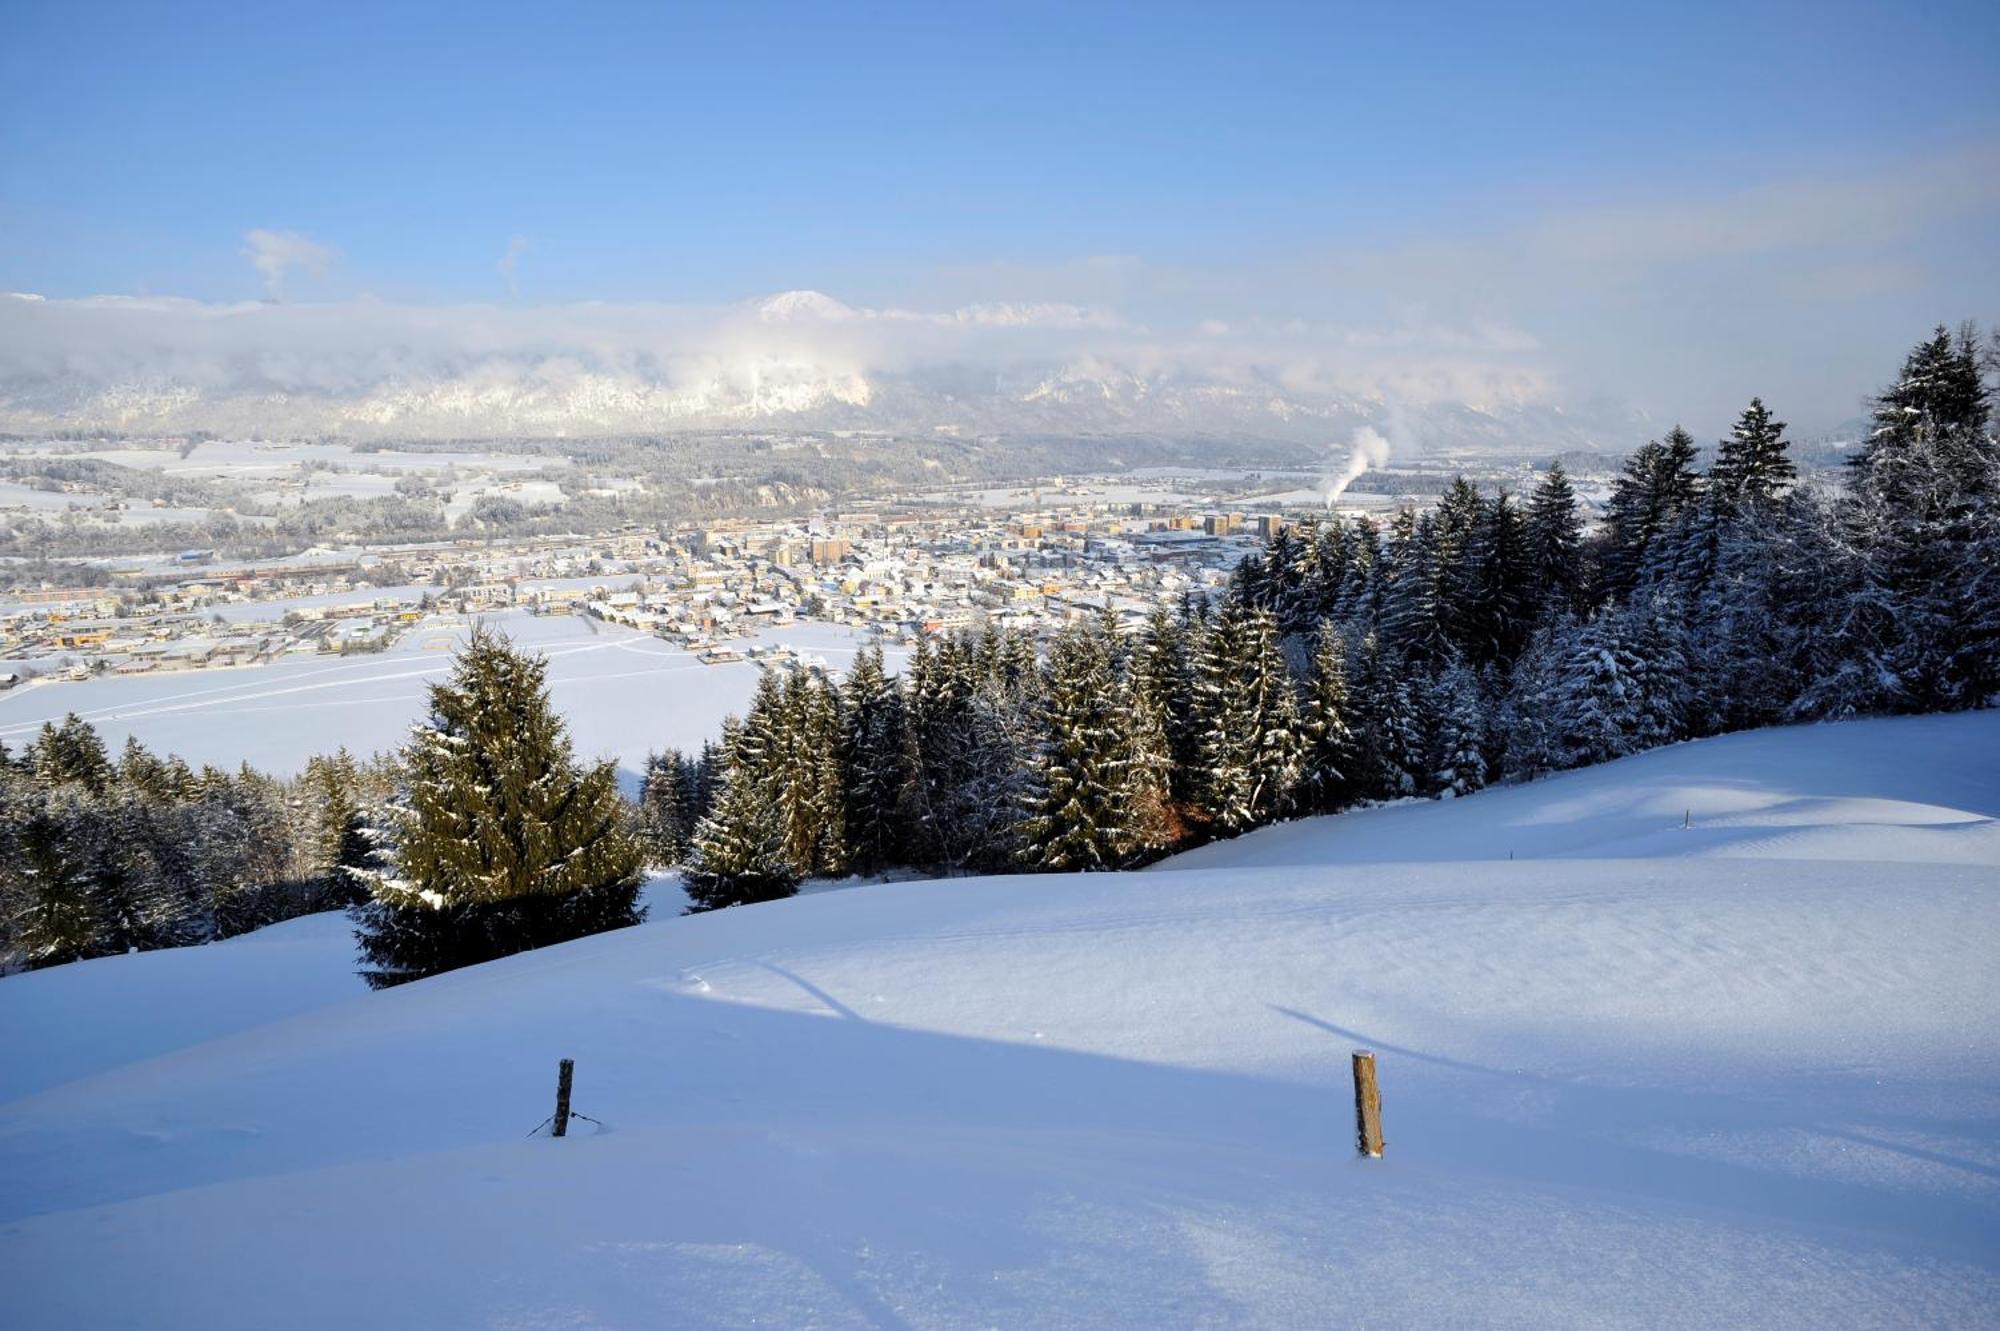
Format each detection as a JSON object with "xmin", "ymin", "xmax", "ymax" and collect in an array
[{"xmin": 2, "ymin": 713, "xmax": 1996, "ymax": 1327}]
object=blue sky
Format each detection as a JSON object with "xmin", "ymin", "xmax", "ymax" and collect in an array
[{"xmin": 3, "ymin": 0, "xmax": 1998, "ymax": 429}]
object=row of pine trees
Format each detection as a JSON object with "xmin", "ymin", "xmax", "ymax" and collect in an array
[
  {"xmin": 0, "ymin": 723, "xmax": 386, "ymax": 967},
  {"xmin": 3, "ymin": 324, "xmax": 1994, "ymax": 981}
]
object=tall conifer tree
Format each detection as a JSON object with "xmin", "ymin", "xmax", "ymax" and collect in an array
[{"xmin": 351, "ymin": 629, "xmax": 643, "ymax": 987}]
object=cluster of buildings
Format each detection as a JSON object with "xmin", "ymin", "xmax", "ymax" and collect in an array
[{"xmin": 0, "ymin": 495, "xmax": 1285, "ymax": 685}]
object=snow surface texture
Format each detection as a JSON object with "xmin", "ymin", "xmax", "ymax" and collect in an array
[{"xmin": 1, "ymin": 713, "xmax": 1997, "ymax": 1327}]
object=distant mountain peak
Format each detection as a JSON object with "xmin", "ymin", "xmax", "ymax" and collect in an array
[{"xmin": 756, "ymin": 290, "xmax": 856, "ymax": 323}]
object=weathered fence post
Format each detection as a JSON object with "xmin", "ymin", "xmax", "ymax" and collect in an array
[
  {"xmin": 1352, "ymin": 1050, "xmax": 1383, "ymax": 1158},
  {"xmin": 552, "ymin": 1058, "xmax": 574, "ymax": 1138}
]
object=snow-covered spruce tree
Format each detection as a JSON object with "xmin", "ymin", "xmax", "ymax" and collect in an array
[
  {"xmin": 684, "ymin": 717, "xmax": 800, "ymax": 910},
  {"xmin": 1526, "ymin": 461, "xmax": 1588, "ymax": 618},
  {"xmin": 1190, "ymin": 601, "xmax": 1302, "ymax": 835},
  {"xmin": 1297, "ymin": 620, "xmax": 1360, "ymax": 814},
  {"xmin": 1311, "ymin": 519, "xmax": 1357, "ymax": 625},
  {"xmin": 900, "ymin": 629, "xmax": 1033, "ymax": 873},
  {"xmin": 1710, "ymin": 398, "xmax": 1796, "ymax": 510},
  {"xmin": 690, "ymin": 739, "xmax": 724, "ymax": 822},
  {"xmin": 116, "ymin": 735, "xmax": 178, "ymax": 803},
  {"xmin": 1336, "ymin": 517, "xmax": 1385, "ymax": 624},
  {"xmin": 1834, "ymin": 323, "xmax": 1998, "ymax": 711},
  {"xmin": 1499, "ymin": 615, "xmax": 1580, "ymax": 781},
  {"xmin": 1378, "ymin": 509, "xmax": 1450, "ymax": 668},
  {"xmin": 1682, "ymin": 499, "xmax": 1792, "ymax": 734},
  {"xmin": 1, "ymin": 786, "xmax": 99, "ymax": 969},
  {"xmin": 1428, "ymin": 662, "xmax": 1489, "ymax": 799},
  {"xmin": 351, "ymin": 628, "xmax": 643, "ymax": 988},
  {"xmin": 1120, "ymin": 646, "xmax": 1178, "ymax": 858},
  {"xmin": 1599, "ymin": 428, "xmax": 1701, "ymax": 603},
  {"xmin": 1134, "ymin": 604, "xmax": 1200, "ymax": 803},
  {"xmin": 1018, "ymin": 621, "xmax": 1132, "ymax": 870},
  {"xmin": 1337, "ymin": 628, "xmax": 1428, "ymax": 801},
  {"xmin": 72, "ymin": 790, "xmax": 170, "ymax": 955},
  {"xmin": 26, "ymin": 713, "xmax": 115, "ymax": 795},
  {"xmin": 1677, "ymin": 406, "xmax": 1803, "ymax": 734},
  {"xmin": 197, "ymin": 766, "xmax": 298, "ymax": 938},
  {"xmin": 1533, "ymin": 602, "xmax": 1685, "ymax": 773},
  {"xmin": 1, "ymin": 725, "xmax": 201, "ymax": 964},
  {"xmin": 792, "ymin": 668, "xmax": 848, "ymax": 878},
  {"xmin": 1253, "ymin": 523, "xmax": 1302, "ymax": 617},
  {"xmin": 840, "ymin": 644, "xmax": 908, "ymax": 877},
  {"xmin": 1433, "ymin": 476, "xmax": 1488, "ymax": 645},
  {"xmin": 296, "ymin": 749, "xmax": 372, "ymax": 910},
  {"xmin": 636, "ymin": 749, "xmax": 696, "ymax": 866},
  {"xmin": 1462, "ymin": 490, "xmax": 1535, "ymax": 670}
]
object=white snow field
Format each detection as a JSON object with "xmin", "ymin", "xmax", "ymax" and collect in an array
[
  {"xmin": 2, "ymin": 713, "xmax": 1998, "ymax": 1328},
  {"xmin": 0, "ymin": 611, "xmax": 901, "ymax": 781}
]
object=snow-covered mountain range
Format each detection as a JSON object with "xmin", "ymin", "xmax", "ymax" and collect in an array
[{"xmin": 0, "ymin": 290, "xmax": 1645, "ymax": 451}]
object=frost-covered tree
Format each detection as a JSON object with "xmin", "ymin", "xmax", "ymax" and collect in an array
[
  {"xmin": 1297, "ymin": 621, "xmax": 1359, "ymax": 814},
  {"xmin": 351, "ymin": 628, "xmax": 643, "ymax": 988},
  {"xmin": 1018, "ymin": 622, "xmax": 1134, "ymax": 870},
  {"xmin": 840, "ymin": 644, "xmax": 907, "ymax": 877},
  {"xmin": 1133, "ymin": 605, "xmax": 1199, "ymax": 802},
  {"xmin": 636, "ymin": 749, "xmax": 697, "ymax": 866},
  {"xmin": 1831, "ymin": 324, "xmax": 1999, "ymax": 711},
  {"xmin": 296, "ymin": 749, "xmax": 373, "ymax": 909},
  {"xmin": 1191, "ymin": 601, "xmax": 1302, "ymax": 834},
  {"xmin": 27, "ymin": 713, "xmax": 114, "ymax": 795},
  {"xmin": 1462, "ymin": 491, "xmax": 1535, "ymax": 669},
  {"xmin": 1601, "ymin": 428, "xmax": 1702, "ymax": 601},
  {"xmin": 1526, "ymin": 462, "xmax": 1588, "ymax": 618},
  {"xmin": 1711, "ymin": 398, "xmax": 1796, "ymax": 510},
  {"xmin": 1, "ymin": 787, "xmax": 100, "ymax": 968},
  {"xmin": 900, "ymin": 630, "xmax": 1033, "ymax": 872},
  {"xmin": 1378, "ymin": 509, "xmax": 1449, "ymax": 667},
  {"xmin": 1522, "ymin": 602, "xmax": 1685, "ymax": 773},
  {"xmin": 684, "ymin": 718, "xmax": 799, "ymax": 911},
  {"xmin": 1428, "ymin": 663, "xmax": 1489, "ymax": 799}
]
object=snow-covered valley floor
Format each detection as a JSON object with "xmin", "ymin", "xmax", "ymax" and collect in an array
[{"xmin": 2, "ymin": 713, "xmax": 1997, "ymax": 1327}]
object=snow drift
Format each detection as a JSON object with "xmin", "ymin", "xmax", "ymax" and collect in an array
[{"xmin": 1, "ymin": 712, "xmax": 1996, "ymax": 1327}]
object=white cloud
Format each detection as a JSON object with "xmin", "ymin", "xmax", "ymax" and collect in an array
[
  {"xmin": 241, "ymin": 229, "xmax": 337, "ymax": 299},
  {"xmin": 10, "ymin": 145, "xmax": 1995, "ymax": 438},
  {"xmin": 0, "ymin": 285, "xmax": 1556, "ymax": 439}
]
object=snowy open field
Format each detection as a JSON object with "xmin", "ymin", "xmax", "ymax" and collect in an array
[
  {"xmin": 0, "ymin": 711, "xmax": 1995, "ymax": 1327},
  {"xmin": 0, "ymin": 612, "xmax": 900, "ymax": 780}
]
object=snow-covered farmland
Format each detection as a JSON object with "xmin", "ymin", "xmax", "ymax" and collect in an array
[
  {"xmin": 0, "ymin": 612, "xmax": 900, "ymax": 779},
  {"xmin": 1, "ymin": 712, "xmax": 1995, "ymax": 1327}
]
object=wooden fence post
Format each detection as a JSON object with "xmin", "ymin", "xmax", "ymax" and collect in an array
[
  {"xmin": 552, "ymin": 1058, "xmax": 574, "ymax": 1138},
  {"xmin": 1352, "ymin": 1050, "xmax": 1383, "ymax": 1158}
]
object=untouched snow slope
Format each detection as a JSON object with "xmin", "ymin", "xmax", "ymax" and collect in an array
[
  {"xmin": 0, "ymin": 912, "xmax": 362, "ymax": 1102},
  {"xmin": 1163, "ymin": 712, "xmax": 2000, "ymax": 870},
  {"xmin": 2, "ymin": 714, "xmax": 1997, "ymax": 1328}
]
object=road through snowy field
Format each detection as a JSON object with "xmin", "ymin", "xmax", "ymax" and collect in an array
[{"xmin": 0, "ymin": 713, "xmax": 1996, "ymax": 1327}]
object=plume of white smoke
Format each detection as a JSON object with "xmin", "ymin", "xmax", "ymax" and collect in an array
[
  {"xmin": 1321, "ymin": 425, "xmax": 1392, "ymax": 508},
  {"xmin": 241, "ymin": 229, "xmax": 336, "ymax": 299},
  {"xmin": 497, "ymin": 235, "xmax": 530, "ymax": 297}
]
